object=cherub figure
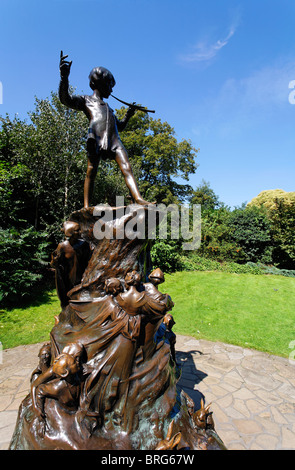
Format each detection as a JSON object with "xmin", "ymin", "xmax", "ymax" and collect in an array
[
  {"xmin": 144, "ymin": 268, "xmax": 176, "ymax": 360},
  {"xmin": 155, "ymin": 313, "xmax": 177, "ymax": 363},
  {"xmin": 30, "ymin": 343, "xmax": 52, "ymax": 383},
  {"xmin": 59, "ymin": 51, "xmax": 151, "ymax": 208},
  {"xmin": 31, "ymin": 352, "xmax": 81, "ymax": 436},
  {"xmin": 143, "ymin": 268, "xmax": 174, "ymax": 310},
  {"xmin": 30, "ymin": 342, "xmax": 84, "ymax": 433},
  {"xmin": 51, "ymin": 221, "xmax": 90, "ymax": 307}
]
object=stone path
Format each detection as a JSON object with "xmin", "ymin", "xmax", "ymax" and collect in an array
[{"xmin": 1, "ymin": 336, "xmax": 295, "ymax": 450}]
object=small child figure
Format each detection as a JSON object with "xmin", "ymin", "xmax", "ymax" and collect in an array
[
  {"xmin": 154, "ymin": 313, "xmax": 177, "ymax": 364},
  {"xmin": 30, "ymin": 343, "xmax": 52, "ymax": 383},
  {"xmin": 51, "ymin": 221, "xmax": 90, "ymax": 307},
  {"xmin": 59, "ymin": 51, "xmax": 151, "ymax": 208},
  {"xmin": 143, "ymin": 268, "xmax": 174, "ymax": 310},
  {"xmin": 31, "ymin": 352, "xmax": 81, "ymax": 436}
]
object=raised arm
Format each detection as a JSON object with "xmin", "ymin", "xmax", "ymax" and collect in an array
[
  {"xmin": 116, "ymin": 105, "xmax": 136, "ymax": 132},
  {"xmin": 59, "ymin": 51, "xmax": 85, "ymax": 111}
]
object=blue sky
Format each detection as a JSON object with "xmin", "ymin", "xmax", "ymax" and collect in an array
[{"xmin": 1, "ymin": 0, "xmax": 295, "ymax": 208}]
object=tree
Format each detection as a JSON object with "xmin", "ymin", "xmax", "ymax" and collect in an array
[
  {"xmin": 0, "ymin": 227, "xmax": 50, "ymax": 305},
  {"xmin": 0, "ymin": 92, "xmax": 89, "ymax": 240},
  {"xmin": 248, "ymin": 190, "xmax": 295, "ymax": 268},
  {"xmin": 268, "ymin": 199, "xmax": 295, "ymax": 268},
  {"xmin": 227, "ymin": 205, "xmax": 273, "ymax": 264},
  {"xmin": 117, "ymin": 109, "xmax": 199, "ymax": 204},
  {"xmin": 197, "ymin": 206, "xmax": 240, "ymax": 261},
  {"xmin": 189, "ymin": 179, "xmax": 222, "ymax": 211},
  {"xmin": 0, "ymin": 93, "xmax": 200, "ymax": 300}
]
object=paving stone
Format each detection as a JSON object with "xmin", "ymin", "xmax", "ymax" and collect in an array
[
  {"xmin": 233, "ymin": 399, "xmax": 251, "ymax": 418},
  {"xmin": 254, "ymin": 434, "xmax": 280, "ymax": 450},
  {"xmin": 215, "ymin": 394, "xmax": 233, "ymax": 409},
  {"xmin": 277, "ymin": 402, "xmax": 295, "ymax": 412},
  {"xmin": 246, "ymin": 399, "xmax": 267, "ymax": 415},
  {"xmin": 242, "ymin": 369, "xmax": 282, "ymax": 391},
  {"xmin": 0, "ymin": 395, "xmax": 12, "ymax": 412},
  {"xmin": 209, "ymin": 384, "xmax": 229, "ymax": 398},
  {"xmin": 0, "ymin": 411, "xmax": 18, "ymax": 429},
  {"xmin": 223, "ymin": 370, "xmax": 244, "ymax": 384},
  {"xmin": 233, "ymin": 387, "xmax": 256, "ymax": 401},
  {"xmin": 233, "ymin": 419, "xmax": 263, "ymax": 435},
  {"xmin": 277, "ymin": 382, "xmax": 295, "ymax": 400},
  {"xmin": 281, "ymin": 427, "xmax": 295, "ymax": 449},
  {"xmin": 224, "ymin": 406, "xmax": 246, "ymax": 420},
  {"xmin": 227, "ymin": 442, "xmax": 248, "ymax": 450},
  {"xmin": 270, "ymin": 405, "xmax": 289, "ymax": 425},
  {"xmin": 210, "ymin": 403, "xmax": 230, "ymax": 424},
  {"xmin": 1, "ymin": 337, "xmax": 295, "ymax": 451},
  {"xmin": 254, "ymin": 389, "xmax": 283, "ymax": 406},
  {"xmin": 256, "ymin": 416, "xmax": 281, "ymax": 436}
]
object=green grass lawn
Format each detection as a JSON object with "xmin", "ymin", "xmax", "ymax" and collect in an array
[
  {"xmin": 162, "ymin": 271, "xmax": 295, "ymax": 358},
  {"xmin": 1, "ymin": 271, "xmax": 294, "ymax": 357},
  {"xmin": 0, "ymin": 290, "xmax": 59, "ymax": 349}
]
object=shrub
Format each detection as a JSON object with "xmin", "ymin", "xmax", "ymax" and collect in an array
[
  {"xmin": 0, "ymin": 226, "xmax": 50, "ymax": 305},
  {"xmin": 227, "ymin": 206, "xmax": 273, "ymax": 264},
  {"xmin": 150, "ymin": 240, "xmax": 183, "ymax": 273}
]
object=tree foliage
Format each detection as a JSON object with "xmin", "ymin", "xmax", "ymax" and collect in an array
[
  {"xmin": 227, "ymin": 206, "xmax": 273, "ymax": 264},
  {"xmin": 117, "ymin": 109, "xmax": 199, "ymax": 204},
  {"xmin": 0, "ymin": 92, "xmax": 199, "ymax": 303},
  {"xmin": 248, "ymin": 189, "xmax": 295, "ymax": 268},
  {"xmin": 189, "ymin": 179, "xmax": 223, "ymax": 211},
  {"xmin": 0, "ymin": 227, "xmax": 49, "ymax": 304}
]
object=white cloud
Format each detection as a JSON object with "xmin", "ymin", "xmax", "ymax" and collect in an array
[
  {"xmin": 181, "ymin": 27, "xmax": 236, "ymax": 63},
  {"xmin": 191, "ymin": 57, "xmax": 295, "ymax": 139},
  {"xmin": 218, "ymin": 59, "xmax": 295, "ymax": 114}
]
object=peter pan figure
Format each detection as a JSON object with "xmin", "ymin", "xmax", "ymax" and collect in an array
[{"xmin": 59, "ymin": 51, "xmax": 151, "ymax": 208}]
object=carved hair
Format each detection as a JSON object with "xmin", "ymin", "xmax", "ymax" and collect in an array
[
  {"xmin": 88, "ymin": 67, "xmax": 116, "ymax": 91},
  {"xmin": 124, "ymin": 270, "xmax": 141, "ymax": 287},
  {"xmin": 52, "ymin": 353, "xmax": 76, "ymax": 377},
  {"xmin": 105, "ymin": 277, "xmax": 123, "ymax": 295}
]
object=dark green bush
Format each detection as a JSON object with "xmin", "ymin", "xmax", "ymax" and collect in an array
[
  {"xmin": 150, "ymin": 240, "xmax": 183, "ymax": 273},
  {"xmin": 0, "ymin": 227, "xmax": 50, "ymax": 305},
  {"xmin": 227, "ymin": 206, "xmax": 273, "ymax": 264}
]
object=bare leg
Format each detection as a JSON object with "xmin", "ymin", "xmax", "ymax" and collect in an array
[
  {"xmin": 84, "ymin": 156, "xmax": 99, "ymax": 208},
  {"xmin": 115, "ymin": 148, "xmax": 151, "ymax": 205}
]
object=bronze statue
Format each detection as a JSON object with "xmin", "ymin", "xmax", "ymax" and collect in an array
[
  {"xmin": 155, "ymin": 419, "xmax": 181, "ymax": 450},
  {"xmin": 31, "ymin": 352, "xmax": 81, "ymax": 436},
  {"xmin": 30, "ymin": 343, "xmax": 52, "ymax": 383},
  {"xmin": 143, "ymin": 267, "xmax": 174, "ymax": 310},
  {"xmin": 9, "ymin": 55, "xmax": 227, "ymax": 451},
  {"xmin": 76, "ymin": 272, "xmax": 169, "ymax": 433},
  {"xmin": 9, "ymin": 203, "xmax": 227, "ymax": 450},
  {"xmin": 193, "ymin": 398, "xmax": 214, "ymax": 431},
  {"xmin": 59, "ymin": 51, "xmax": 151, "ymax": 208},
  {"xmin": 51, "ymin": 220, "xmax": 90, "ymax": 307}
]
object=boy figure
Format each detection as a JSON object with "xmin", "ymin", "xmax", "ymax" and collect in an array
[{"xmin": 59, "ymin": 51, "xmax": 151, "ymax": 208}]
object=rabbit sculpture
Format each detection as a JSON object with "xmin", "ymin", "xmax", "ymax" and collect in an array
[{"xmin": 155, "ymin": 419, "xmax": 182, "ymax": 450}]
